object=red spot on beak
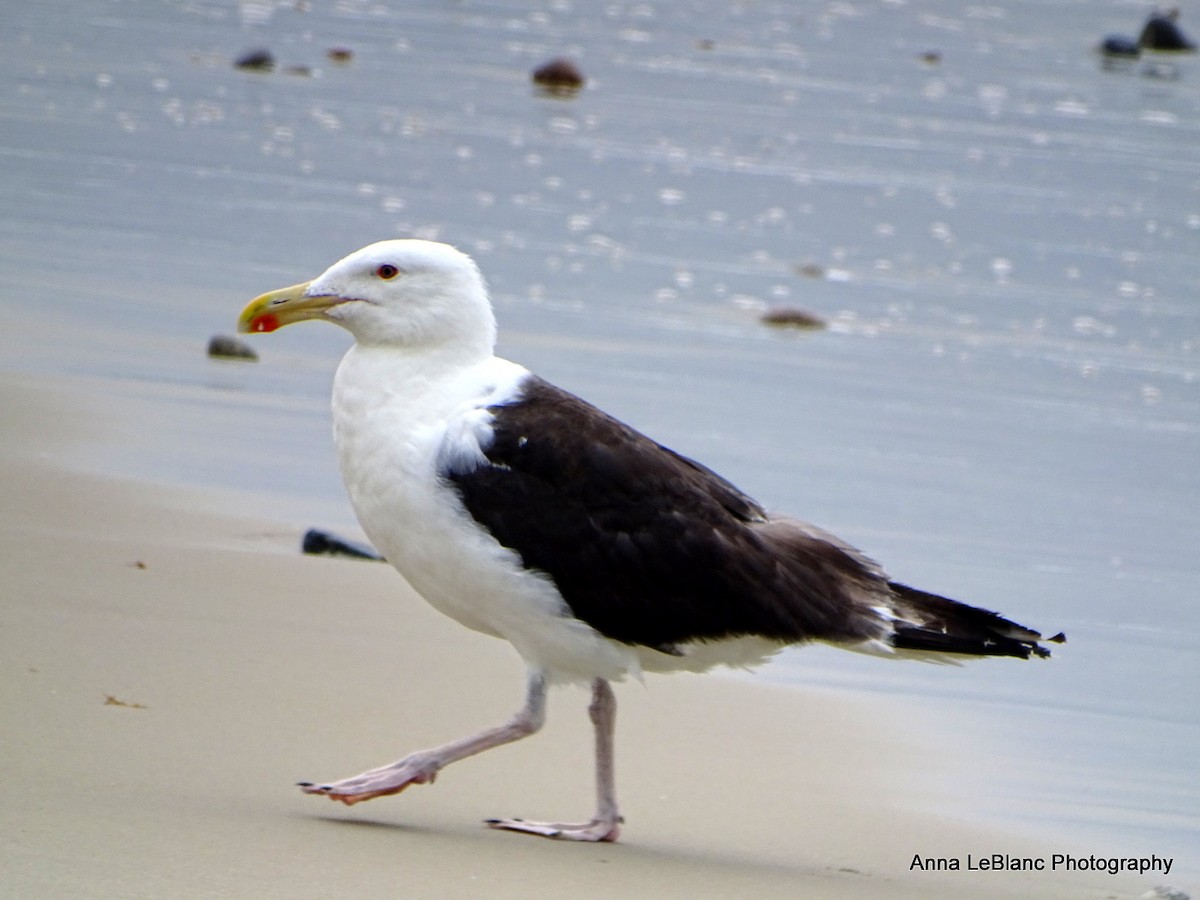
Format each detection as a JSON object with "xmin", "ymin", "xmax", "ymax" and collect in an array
[{"xmin": 250, "ymin": 314, "xmax": 280, "ymax": 333}]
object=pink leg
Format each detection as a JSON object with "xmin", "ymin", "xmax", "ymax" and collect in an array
[
  {"xmin": 300, "ymin": 670, "xmax": 547, "ymax": 805},
  {"xmin": 486, "ymin": 678, "xmax": 622, "ymax": 842}
]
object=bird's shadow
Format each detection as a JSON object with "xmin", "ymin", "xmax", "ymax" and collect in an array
[
  {"xmin": 299, "ymin": 812, "xmax": 430, "ymax": 835},
  {"xmin": 296, "ymin": 810, "xmax": 869, "ymax": 882}
]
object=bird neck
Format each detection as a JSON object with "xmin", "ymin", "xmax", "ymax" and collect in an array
[{"xmin": 335, "ymin": 338, "xmax": 496, "ymax": 406}]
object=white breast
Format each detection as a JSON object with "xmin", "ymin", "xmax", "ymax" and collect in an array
[{"xmin": 330, "ymin": 345, "xmax": 639, "ymax": 684}]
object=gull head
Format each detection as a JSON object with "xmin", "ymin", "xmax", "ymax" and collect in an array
[{"xmin": 239, "ymin": 239, "xmax": 497, "ymax": 353}]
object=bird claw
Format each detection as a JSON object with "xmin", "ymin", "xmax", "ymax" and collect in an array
[
  {"xmin": 297, "ymin": 754, "xmax": 440, "ymax": 805},
  {"xmin": 485, "ymin": 815, "xmax": 621, "ymax": 842}
]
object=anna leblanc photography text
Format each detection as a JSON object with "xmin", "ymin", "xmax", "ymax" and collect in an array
[{"xmin": 909, "ymin": 853, "xmax": 1176, "ymax": 876}]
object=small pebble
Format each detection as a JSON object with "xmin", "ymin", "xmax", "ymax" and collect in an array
[
  {"xmin": 234, "ymin": 48, "xmax": 276, "ymax": 71},
  {"xmin": 327, "ymin": 47, "xmax": 354, "ymax": 64},
  {"xmin": 1099, "ymin": 34, "xmax": 1141, "ymax": 58},
  {"xmin": 760, "ymin": 308, "xmax": 827, "ymax": 330},
  {"xmin": 532, "ymin": 57, "xmax": 585, "ymax": 95},
  {"xmin": 302, "ymin": 528, "xmax": 385, "ymax": 561},
  {"xmin": 207, "ymin": 334, "xmax": 259, "ymax": 361}
]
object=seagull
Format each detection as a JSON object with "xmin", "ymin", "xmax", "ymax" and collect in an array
[{"xmin": 238, "ymin": 239, "xmax": 1063, "ymax": 843}]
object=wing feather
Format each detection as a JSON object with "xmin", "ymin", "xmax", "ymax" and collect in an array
[{"xmin": 441, "ymin": 377, "xmax": 890, "ymax": 650}]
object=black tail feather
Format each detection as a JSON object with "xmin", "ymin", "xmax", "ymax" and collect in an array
[{"xmin": 887, "ymin": 582, "xmax": 1064, "ymax": 660}]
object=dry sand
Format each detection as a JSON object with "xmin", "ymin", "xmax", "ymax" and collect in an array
[{"xmin": 0, "ymin": 373, "xmax": 1162, "ymax": 898}]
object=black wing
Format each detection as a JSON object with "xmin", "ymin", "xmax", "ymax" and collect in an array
[{"xmin": 441, "ymin": 376, "xmax": 890, "ymax": 651}]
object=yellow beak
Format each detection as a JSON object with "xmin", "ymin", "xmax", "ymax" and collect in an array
[{"xmin": 238, "ymin": 281, "xmax": 347, "ymax": 333}]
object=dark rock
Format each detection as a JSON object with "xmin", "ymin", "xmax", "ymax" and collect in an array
[
  {"xmin": 760, "ymin": 308, "xmax": 827, "ymax": 330},
  {"xmin": 302, "ymin": 528, "xmax": 385, "ymax": 561},
  {"xmin": 919, "ymin": 50, "xmax": 942, "ymax": 65},
  {"xmin": 1100, "ymin": 34, "xmax": 1141, "ymax": 58},
  {"xmin": 532, "ymin": 57, "xmax": 585, "ymax": 96},
  {"xmin": 327, "ymin": 47, "xmax": 354, "ymax": 64},
  {"xmin": 207, "ymin": 334, "xmax": 258, "ymax": 361},
  {"xmin": 234, "ymin": 48, "xmax": 276, "ymax": 71},
  {"xmin": 1139, "ymin": 10, "xmax": 1196, "ymax": 51}
]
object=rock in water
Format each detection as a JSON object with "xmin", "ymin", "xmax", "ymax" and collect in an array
[
  {"xmin": 761, "ymin": 307, "xmax": 827, "ymax": 330},
  {"xmin": 1099, "ymin": 35, "xmax": 1141, "ymax": 58},
  {"xmin": 207, "ymin": 334, "xmax": 258, "ymax": 361},
  {"xmin": 532, "ymin": 58, "xmax": 585, "ymax": 95},
  {"xmin": 234, "ymin": 48, "xmax": 276, "ymax": 71},
  {"xmin": 1139, "ymin": 10, "xmax": 1196, "ymax": 51}
]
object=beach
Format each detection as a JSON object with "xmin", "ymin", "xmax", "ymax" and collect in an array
[
  {"xmin": 0, "ymin": 374, "xmax": 1171, "ymax": 899},
  {"xmin": 2, "ymin": 0, "xmax": 1197, "ymax": 895}
]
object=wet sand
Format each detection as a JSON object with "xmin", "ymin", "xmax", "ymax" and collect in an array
[{"xmin": 0, "ymin": 373, "xmax": 1164, "ymax": 898}]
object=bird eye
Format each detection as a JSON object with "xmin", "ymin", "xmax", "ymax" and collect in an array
[{"xmin": 376, "ymin": 264, "xmax": 399, "ymax": 280}]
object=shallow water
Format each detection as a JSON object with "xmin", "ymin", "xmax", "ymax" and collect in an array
[{"xmin": 2, "ymin": 0, "xmax": 1197, "ymax": 877}]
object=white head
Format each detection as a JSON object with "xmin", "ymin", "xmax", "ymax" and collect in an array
[{"xmin": 239, "ymin": 240, "xmax": 497, "ymax": 356}]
